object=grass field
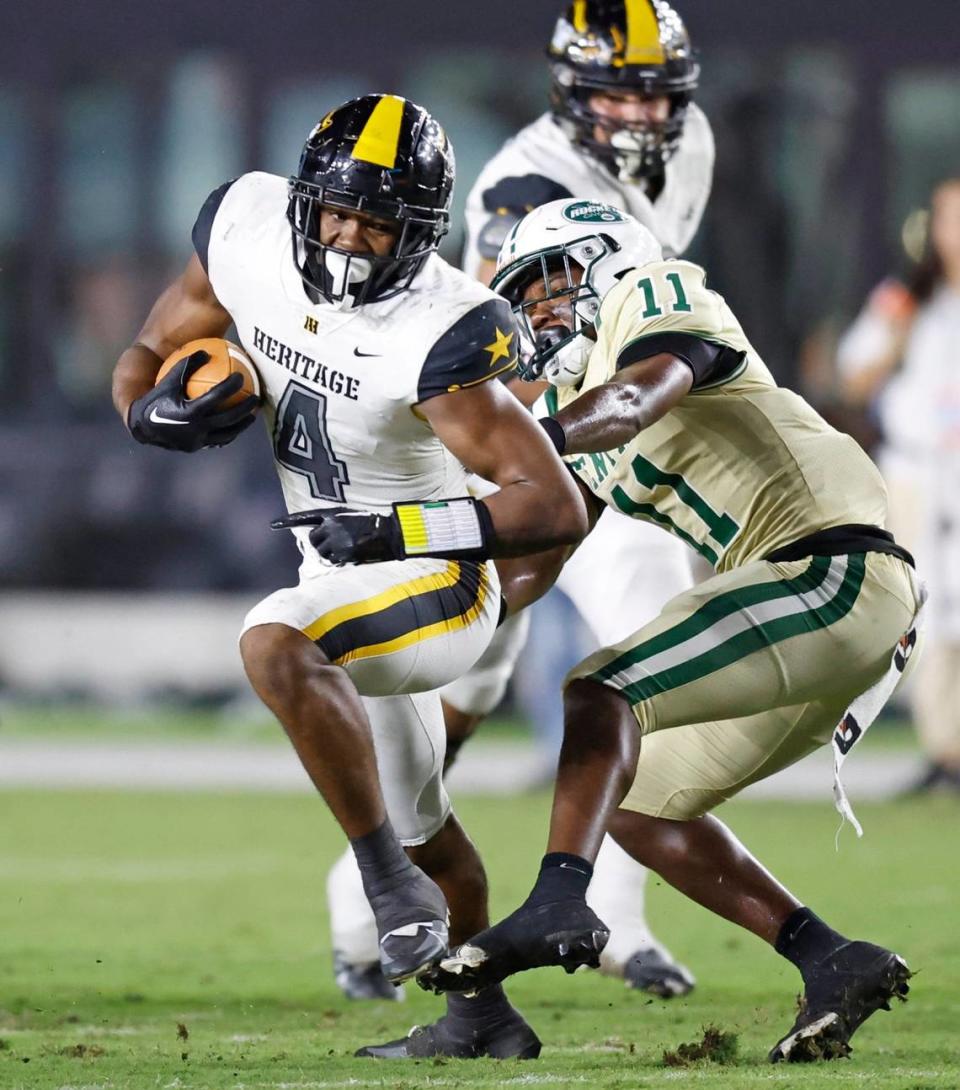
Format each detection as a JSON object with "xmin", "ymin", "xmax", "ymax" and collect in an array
[{"xmin": 2, "ymin": 785, "xmax": 958, "ymax": 1090}]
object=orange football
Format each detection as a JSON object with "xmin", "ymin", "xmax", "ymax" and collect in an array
[{"xmin": 156, "ymin": 337, "xmax": 262, "ymax": 409}]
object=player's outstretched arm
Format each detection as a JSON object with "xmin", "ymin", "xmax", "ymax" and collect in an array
[
  {"xmin": 548, "ymin": 353, "xmax": 693, "ymax": 456},
  {"xmin": 273, "ymin": 382, "xmax": 587, "ymax": 566},
  {"xmin": 420, "ymin": 378, "xmax": 589, "ymax": 558},
  {"xmin": 495, "ymin": 477, "xmax": 602, "ymax": 616}
]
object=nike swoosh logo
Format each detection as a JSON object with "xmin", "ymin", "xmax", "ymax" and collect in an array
[
  {"xmin": 149, "ymin": 407, "xmax": 189, "ymax": 425},
  {"xmin": 353, "ymin": 348, "xmax": 382, "ymax": 358}
]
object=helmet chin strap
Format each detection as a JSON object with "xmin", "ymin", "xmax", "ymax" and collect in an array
[
  {"xmin": 536, "ymin": 322, "xmax": 593, "ymax": 387},
  {"xmin": 544, "ymin": 335, "xmax": 592, "ymax": 386}
]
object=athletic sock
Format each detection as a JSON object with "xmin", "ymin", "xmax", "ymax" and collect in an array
[
  {"xmin": 446, "ymin": 983, "xmax": 514, "ymax": 1027},
  {"xmin": 774, "ymin": 907, "xmax": 848, "ymax": 980},
  {"xmin": 524, "ymin": 852, "xmax": 593, "ymax": 907},
  {"xmin": 349, "ymin": 818, "xmax": 416, "ymax": 903}
]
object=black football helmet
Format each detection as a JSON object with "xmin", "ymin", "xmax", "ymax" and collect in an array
[
  {"xmin": 287, "ymin": 94, "xmax": 455, "ymax": 306},
  {"xmin": 548, "ymin": 0, "xmax": 699, "ymax": 183}
]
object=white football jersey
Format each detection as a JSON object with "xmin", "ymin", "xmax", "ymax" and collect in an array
[
  {"xmin": 195, "ymin": 172, "xmax": 518, "ymax": 561},
  {"xmin": 463, "ymin": 105, "xmax": 714, "ymax": 277}
]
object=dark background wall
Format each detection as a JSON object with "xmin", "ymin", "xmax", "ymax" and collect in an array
[{"xmin": 2, "ymin": 1, "xmax": 959, "ymax": 589}]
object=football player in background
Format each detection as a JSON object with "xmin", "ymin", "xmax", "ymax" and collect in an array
[
  {"xmin": 425, "ymin": 199, "xmax": 923, "ymax": 1063},
  {"xmin": 112, "ymin": 95, "xmax": 588, "ymax": 1060},
  {"xmin": 327, "ymin": 0, "xmax": 711, "ymax": 1004}
]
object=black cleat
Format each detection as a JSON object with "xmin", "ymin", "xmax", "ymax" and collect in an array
[
  {"xmin": 370, "ymin": 866, "xmax": 449, "ymax": 985},
  {"xmin": 623, "ymin": 945, "xmax": 696, "ymax": 998},
  {"xmin": 355, "ymin": 1009, "xmax": 541, "ymax": 1059},
  {"xmin": 769, "ymin": 941, "xmax": 912, "ymax": 1062},
  {"xmin": 333, "ymin": 951, "xmax": 405, "ymax": 1002},
  {"xmin": 420, "ymin": 899, "xmax": 609, "ymax": 995}
]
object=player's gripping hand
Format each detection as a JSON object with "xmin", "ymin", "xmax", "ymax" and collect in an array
[
  {"xmin": 127, "ymin": 351, "xmax": 259, "ymax": 453},
  {"xmin": 272, "ymin": 508, "xmax": 403, "ymax": 565}
]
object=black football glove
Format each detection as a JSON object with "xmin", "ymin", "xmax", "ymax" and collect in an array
[
  {"xmin": 271, "ymin": 507, "xmax": 404, "ymax": 565},
  {"xmin": 127, "ymin": 350, "xmax": 260, "ymax": 453}
]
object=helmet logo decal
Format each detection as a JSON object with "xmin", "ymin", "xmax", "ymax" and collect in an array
[
  {"xmin": 562, "ymin": 200, "xmax": 626, "ymax": 224},
  {"xmin": 351, "ymin": 94, "xmax": 406, "ymax": 169},
  {"xmin": 623, "ymin": 0, "xmax": 666, "ymax": 65}
]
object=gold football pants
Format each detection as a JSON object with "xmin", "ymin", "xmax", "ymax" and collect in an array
[{"xmin": 567, "ymin": 551, "xmax": 921, "ymax": 819}]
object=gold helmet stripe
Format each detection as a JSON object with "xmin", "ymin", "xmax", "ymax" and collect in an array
[
  {"xmin": 351, "ymin": 94, "xmax": 406, "ymax": 168},
  {"xmin": 623, "ymin": 0, "xmax": 666, "ymax": 65},
  {"xmin": 572, "ymin": 0, "xmax": 588, "ymax": 32}
]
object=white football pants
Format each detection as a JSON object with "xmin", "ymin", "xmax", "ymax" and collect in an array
[{"xmin": 328, "ymin": 512, "xmax": 694, "ymax": 971}]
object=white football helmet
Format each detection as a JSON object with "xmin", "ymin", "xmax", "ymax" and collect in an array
[{"xmin": 491, "ymin": 198, "xmax": 662, "ymax": 385}]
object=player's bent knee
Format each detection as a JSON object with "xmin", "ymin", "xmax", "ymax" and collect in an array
[
  {"xmin": 240, "ymin": 622, "xmax": 336, "ymax": 709},
  {"xmin": 564, "ymin": 677, "xmax": 633, "ymax": 724}
]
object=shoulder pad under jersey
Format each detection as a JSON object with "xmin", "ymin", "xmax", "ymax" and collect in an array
[
  {"xmin": 192, "ymin": 179, "xmax": 239, "ymax": 272},
  {"xmin": 476, "ymin": 174, "xmax": 574, "ymax": 259},
  {"xmin": 417, "ymin": 297, "xmax": 519, "ymax": 402}
]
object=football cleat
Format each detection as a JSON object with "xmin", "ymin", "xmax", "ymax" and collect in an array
[
  {"xmin": 769, "ymin": 941, "xmax": 912, "ymax": 1062},
  {"xmin": 333, "ymin": 951, "xmax": 405, "ymax": 1002},
  {"xmin": 355, "ymin": 1009, "xmax": 541, "ymax": 1060},
  {"xmin": 622, "ymin": 944, "xmax": 696, "ymax": 998},
  {"xmin": 899, "ymin": 761, "xmax": 960, "ymax": 796},
  {"xmin": 369, "ymin": 866, "xmax": 450, "ymax": 984},
  {"xmin": 378, "ymin": 917, "xmax": 449, "ymax": 985},
  {"xmin": 420, "ymin": 899, "xmax": 609, "ymax": 995}
]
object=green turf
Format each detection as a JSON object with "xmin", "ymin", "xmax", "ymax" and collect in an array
[
  {"xmin": 1, "ymin": 788, "xmax": 958, "ymax": 1089},
  {"xmin": 0, "ymin": 704, "xmax": 532, "ymax": 747}
]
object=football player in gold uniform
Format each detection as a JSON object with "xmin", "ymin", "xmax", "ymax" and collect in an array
[{"xmin": 424, "ymin": 199, "xmax": 923, "ymax": 1063}]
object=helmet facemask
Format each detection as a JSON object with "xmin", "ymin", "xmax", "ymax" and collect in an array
[
  {"xmin": 551, "ymin": 74, "xmax": 691, "ymax": 182},
  {"xmin": 287, "ymin": 182, "xmax": 447, "ymax": 308},
  {"xmin": 495, "ymin": 234, "xmax": 619, "ymax": 385}
]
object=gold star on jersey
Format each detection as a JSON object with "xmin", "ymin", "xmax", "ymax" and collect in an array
[{"xmin": 484, "ymin": 327, "xmax": 515, "ymax": 367}]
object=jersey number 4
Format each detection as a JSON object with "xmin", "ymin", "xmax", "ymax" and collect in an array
[{"xmin": 274, "ymin": 382, "xmax": 349, "ymax": 501}]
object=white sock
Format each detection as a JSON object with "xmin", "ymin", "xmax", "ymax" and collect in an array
[
  {"xmin": 586, "ymin": 835, "xmax": 663, "ymax": 975},
  {"xmin": 326, "ymin": 845, "xmax": 380, "ymax": 967}
]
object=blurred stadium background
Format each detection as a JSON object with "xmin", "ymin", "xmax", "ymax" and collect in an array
[
  {"xmin": 0, "ymin": 0, "xmax": 958, "ymax": 756},
  {"xmin": 2, "ymin": 4, "xmax": 960, "ymax": 1086}
]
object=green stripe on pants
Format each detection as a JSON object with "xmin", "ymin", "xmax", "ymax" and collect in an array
[
  {"xmin": 593, "ymin": 555, "xmax": 834, "ymax": 684},
  {"xmin": 615, "ymin": 554, "xmax": 866, "ymax": 705}
]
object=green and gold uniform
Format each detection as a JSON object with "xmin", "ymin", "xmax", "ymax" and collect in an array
[{"xmin": 549, "ymin": 260, "xmax": 922, "ymax": 819}]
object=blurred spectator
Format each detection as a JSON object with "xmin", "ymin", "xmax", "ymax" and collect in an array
[
  {"xmin": 837, "ymin": 177, "xmax": 960, "ymax": 793},
  {"xmin": 57, "ymin": 255, "xmax": 141, "ymax": 413}
]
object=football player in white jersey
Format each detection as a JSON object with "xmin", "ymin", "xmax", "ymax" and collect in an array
[
  {"xmin": 462, "ymin": 0, "xmax": 713, "ymax": 283},
  {"xmin": 111, "ymin": 94, "xmax": 588, "ymax": 1060},
  {"xmin": 327, "ymin": 0, "xmax": 709, "ymax": 1003}
]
